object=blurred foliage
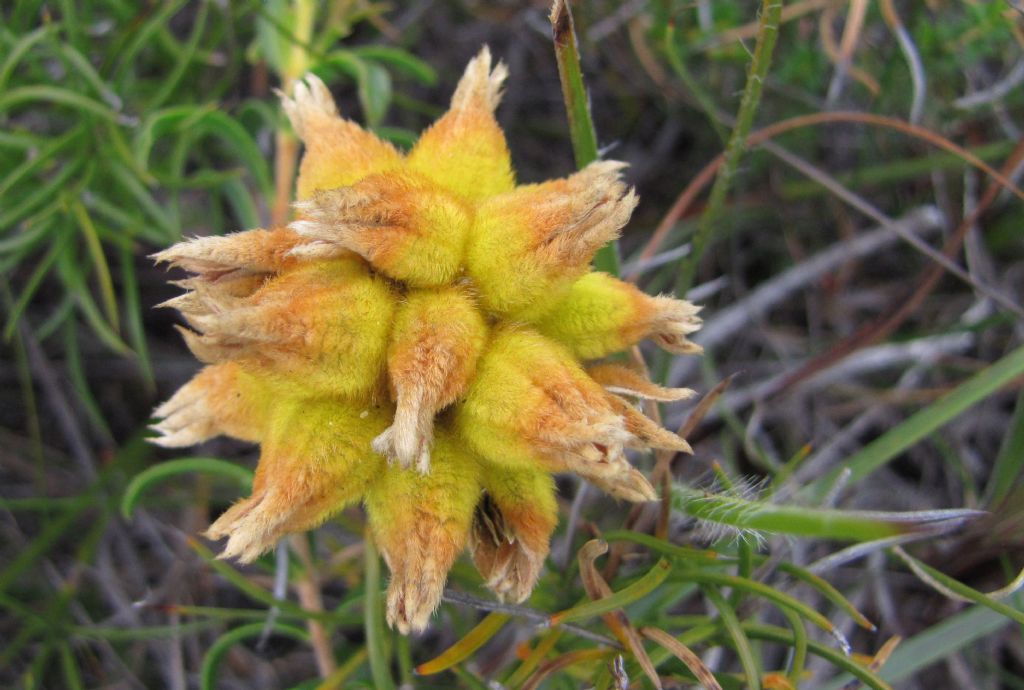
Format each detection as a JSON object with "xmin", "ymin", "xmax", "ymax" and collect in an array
[{"xmin": 2, "ymin": 0, "xmax": 1024, "ymax": 688}]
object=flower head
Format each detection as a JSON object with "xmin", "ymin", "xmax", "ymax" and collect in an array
[{"xmin": 151, "ymin": 47, "xmax": 701, "ymax": 633}]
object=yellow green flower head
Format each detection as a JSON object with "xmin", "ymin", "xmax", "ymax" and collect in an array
[{"xmin": 151, "ymin": 47, "xmax": 702, "ymax": 634}]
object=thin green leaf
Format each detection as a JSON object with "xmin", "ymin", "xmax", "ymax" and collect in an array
[
  {"xmin": 56, "ymin": 247, "xmax": 133, "ymax": 355},
  {"xmin": 121, "ymin": 457, "xmax": 253, "ymax": 519},
  {"xmin": 316, "ymin": 647, "xmax": 369, "ymax": 690},
  {"xmin": 321, "ymin": 51, "xmax": 392, "ymax": 128},
  {"xmin": 135, "ymin": 105, "xmax": 273, "ymax": 198},
  {"xmin": 674, "ymin": 484, "xmax": 983, "ymax": 542},
  {"xmin": 0, "ymin": 156, "xmax": 85, "ymax": 229},
  {"xmin": 200, "ymin": 622, "xmax": 309, "ymax": 690},
  {"xmin": 680, "ymin": 571, "xmax": 838, "ymax": 636},
  {"xmin": 58, "ymin": 643, "xmax": 85, "ymax": 690},
  {"xmin": 119, "ymin": 247, "xmax": 155, "ymax": 391},
  {"xmin": 742, "ymin": 623, "xmax": 893, "ymax": 690},
  {"xmin": 0, "ymin": 494, "xmax": 93, "ymax": 593},
  {"xmin": 703, "ymin": 586, "xmax": 761, "ymax": 690},
  {"xmin": 415, "ymin": 612, "xmax": 510, "ymax": 675},
  {"xmin": 0, "ymin": 24, "xmax": 54, "ymax": 92},
  {"xmin": 107, "ymin": 159, "xmax": 178, "ymax": 242},
  {"xmin": 63, "ymin": 322, "xmax": 114, "ymax": 442},
  {"xmin": 71, "ymin": 201, "xmax": 119, "ymax": 332},
  {"xmin": 57, "ymin": 43, "xmax": 122, "ymax": 110},
  {"xmin": 187, "ymin": 539, "xmax": 339, "ymax": 622},
  {"xmin": 0, "ymin": 85, "xmax": 123, "ymax": 123},
  {"xmin": 351, "ymin": 46, "xmax": 437, "ymax": 85},
  {"xmin": 810, "ymin": 343, "xmax": 1024, "ymax": 500},
  {"xmin": 825, "ymin": 605, "xmax": 1015, "ymax": 689},
  {"xmin": 601, "ymin": 530, "xmax": 722, "ymax": 562},
  {"xmin": 3, "ymin": 230, "xmax": 69, "ymax": 341},
  {"xmin": 549, "ymin": 558, "xmax": 672, "ymax": 626},
  {"xmin": 146, "ymin": 0, "xmax": 210, "ymax": 109},
  {"xmin": 0, "ymin": 126, "xmax": 83, "ymax": 198},
  {"xmin": 891, "ymin": 547, "xmax": 1024, "ymax": 626},
  {"xmin": 986, "ymin": 385, "xmax": 1024, "ymax": 506}
]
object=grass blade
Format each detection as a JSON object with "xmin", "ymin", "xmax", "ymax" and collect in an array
[
  {"xmin": 891, "ymin": 547, "xmax": 1024, "ymax": 625},
  {"xmin": 703, "ymin": 586, "xmax": 761, "ymax": 690},
  {"xmin": 809, "ymin": 343, "xmax": 1024, "ymax": 500}
]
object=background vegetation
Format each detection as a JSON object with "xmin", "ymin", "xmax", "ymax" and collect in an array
[{"xmin": 2, "ymin": 0, "xmax": 1023, "ymax": 688}]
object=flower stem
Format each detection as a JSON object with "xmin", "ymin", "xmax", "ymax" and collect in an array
[{"xmin": 549, "ymin": 0, "xmax": 620, "ymax": 276}]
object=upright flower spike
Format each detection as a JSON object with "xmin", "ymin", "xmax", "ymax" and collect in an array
[{"xmin": 150, "ymin": 47, "xmax": 703, "ymax": 634}]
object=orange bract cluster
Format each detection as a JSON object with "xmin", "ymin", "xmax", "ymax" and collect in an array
[{"xmin": 151, "ymin": 48, "xmax": 701, "ymax": 633}]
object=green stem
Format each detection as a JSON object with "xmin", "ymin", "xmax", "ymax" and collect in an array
[
  {"xmin": 676, "ymin": 0, "xmax": 783, "ymax": 295},
  {"xmin": 550, "ymin": 0, "xmax": 619, "ymax": 275},
  {"xmin": 364, "ymin": 534, "xmax": 396, "ymax": 690},
  {"xmin": 673, "ymin": 484, "xmax": 981, "ymax": 542}
]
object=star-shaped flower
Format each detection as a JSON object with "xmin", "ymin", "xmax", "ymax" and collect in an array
[{"xmin": 151, "ymin": 47, "xmax": 701, "ymax": 633}]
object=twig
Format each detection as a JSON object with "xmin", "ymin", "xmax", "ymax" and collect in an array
[
  {"xmin": 19, "ymin": 323, "xmax": 96, "ymax": 482},
  {"xmin": 954, "ymin": 58, "xmax": 1024, "ymax": 110},
  {"xmin": 666, "ymin": 206, "xmax": 945, "ymax": 384},
  {"xmin": 824, "ymin": 0, "xmax": 870, "ymax": 107},
  {"xmin": 762, "ymin": 137, "xmax": 1024, "ymax": 398},
  {"xmin": 879, "ymin": 0, "xmax": 926, "ymax": 124},
  {"xmin": 760, "ymin": 138, "xmax": 1023, "ymax": 316}
]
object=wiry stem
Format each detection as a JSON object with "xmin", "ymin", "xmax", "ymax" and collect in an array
[{"xmin": 676, "ymin": 0, "xmax": 783, "ymax": 295}]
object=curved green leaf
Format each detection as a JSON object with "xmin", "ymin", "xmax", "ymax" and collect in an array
[
  {"xmin": 121, "ymin": 457, "xmax": 253, "ymax": 519},
  {"xmin": 200, "ymin": 622, "xmax": 309, "ymax": 690}
]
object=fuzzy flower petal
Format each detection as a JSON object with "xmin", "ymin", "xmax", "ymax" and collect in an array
[
  {"xmin": 289, "ymin": 171, "xmax": 473, "ymax": 287},
  {"xmin": 151, "ymin": 362, "xmax": 271, "ymax": 447},
  {"xmin": 168, "ymin": 257, "xmax": 395, "ymax": 399},
  {"xmin": 536, "ymin": 271, "xmax": 703, "ymax": 359},
  {"xmin": 284, "ymin": 73, "xmax": 403, "ymax": 199},
  {"xmin": 470, "ymin": 464, "xmax": 558, "ymax": 603},
  {"xmin": 373, "ymin": 286, "xmax": 488, "ymax": 472},
  {"xmin": 364, "ymin": 432, "xmax": 480, "ymax": 633},
  {"xmin": 407, "ymin": 47, "xmax": 514, "ymax": 201},
  {"xmin": 467, "ymin": 161, "xmax": 637, "ymax": 319},
  {"xmin": 205, "ymin": 400, "xmax": 387, "ymax": 563}
]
